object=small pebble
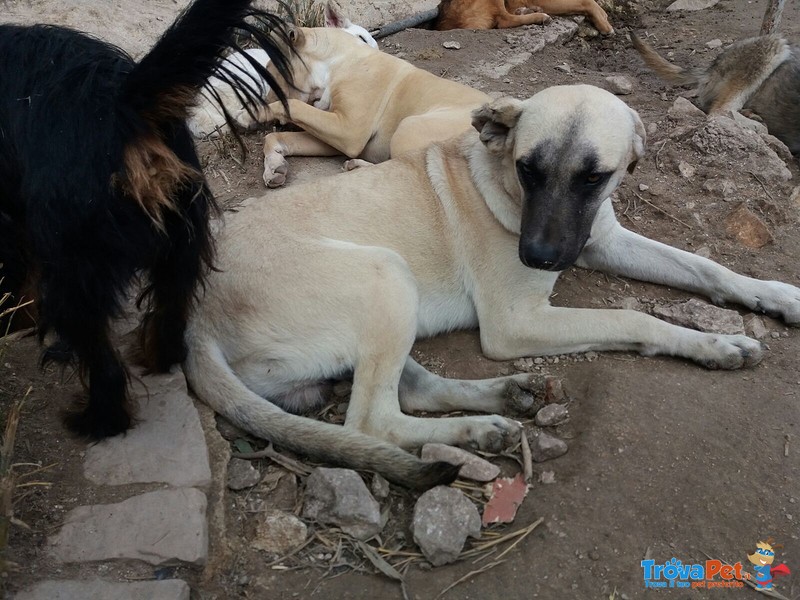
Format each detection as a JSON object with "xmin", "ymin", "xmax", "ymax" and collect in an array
[{"xmin": 442, "ymin": 41, "xmax": 461, "ymax": 50}]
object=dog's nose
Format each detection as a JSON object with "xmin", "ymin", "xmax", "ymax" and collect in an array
[{"xmin": 519, "ymin": 240, "xmax": 562, "ymax": 271}]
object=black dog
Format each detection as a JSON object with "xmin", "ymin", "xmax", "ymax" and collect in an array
[{"xmin": 0, "ymin": 0, "xmax": 291, "ymax": 438}]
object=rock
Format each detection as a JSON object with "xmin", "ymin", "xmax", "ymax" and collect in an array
[
  {"xmin": 604, "ymin": 75, "xmax": 634, "ymax": 95},
  {"xmin": 332, "ymin": 380, "xmax": 352, "ymax": 398},
  {"xmin": 760, "ymin": 132, "xmax": 794, "ymax": 163},
  {"xmin": 15, "ymin": 579, "xmax": 190, "ymax": 600},
  {"xmin": 694, "ymin": 246, "xmax": 712, "ymax": 258},
  {"xmin": 442, "ymin": 41, "xmax": 461, "ymax": 50},
  {"xmin": 705, "ymin": 38, "xmax": 722, "ymax": 49},
  {"xmin": 215, "ymin": 415, "xmax": 249, "ymax": 441},
  {"xmin": 724, "ymin": 204, "xmax": 773, "ymax": 249},
  {"xmin": 535, "ymin": 403, "xmax": 569, "ymax": 427},
  {"xmin": 412, "ymin": 486, "xmax": 481, "ymax": 566},
  {"xmin": 666, "ymin": 0, "xmax": 719, "ymax": 10},
  {"xmin": 690, "ymin": 116, "xmax": 791, "ymax": 182},
  {"xmin": 745, "ymin": 315, "xmax": 769, "ymax": 340},
  {"xmin": 83, "ymin": 371, "xmax": 211, "ymax": 488},
  {"xmin": 371, "ymin": 473, "xmax": 391, "ymax": 499},
  {"xmin": 791, "ymin": 186, "xmax": 800, "ymax": 211},
  {"xmin": 638, "ymin": 183, "xmax": 650, "ymax": 192},
  {"xmin": 544, "ymin": 376, "xmax": 567, "ymax": 404},
  {"xmin": 302, "ymin": 468, "xmax": 382, "ymax": 540},
  {"xmin": 677, "ymin": 161, "xmax": 696, "ymax": 179},
  {"xmin": 529, "ymin": 430, "xmax": 568, "ymax": 462},
  {"xmin": 252, "ymin": 510, "xmax": 307, "ymax": 555},
  {"xmin": 652, "ymin": 298, "xmax": 745, "ymax": 334},
  {"xmin": 539, "ymin": 470, "xmax": 556, "ymax": 484},
  {"xmin": 555, "ymin": 62, "xmax": 572, "ymax": 73},
  {"xmin": 482, "ymin": 473, "xmax": 529, "ymax": 526},
  {"xmin": 616, "ymin": 296, "xmax": 643, "ymax": 311},
  {"xmin": 647, "ymin": 122, "xmax": 658, "ymax": 136},
  {"xmin": 421, "ymin": 443, "xmax": 501, "ymax": 482},
  {"xmin": 227, "ymin": 458, "xmax": 261, "ymax": 491},
  {"xmin": 49, "ymin": 489, "xmax": 208, "ymax": 565},
  {"xmin": 668, "ymin": 97, "xmax": 705, "ymax": 120},
  {"xmin": 702, "ymin": 178, "xmax": 736, "ymax": 199},
  {"xmin": 730, "ymin": 111, "xmax": 768, "ymax": 135}
]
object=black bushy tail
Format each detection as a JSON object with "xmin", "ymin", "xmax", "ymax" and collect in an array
[{"xmin": 122, "ymin": 0, "xmax": 293, "ymax": 126}]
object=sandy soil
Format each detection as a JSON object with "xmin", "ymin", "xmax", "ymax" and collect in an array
[{"xmin": 1, "ymin": 0, "xmax": 799, "ymax": 598}]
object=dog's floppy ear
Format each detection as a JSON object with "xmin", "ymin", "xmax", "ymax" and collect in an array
[
  {"xmin": 627, "ymin": 107, "xmax": 647, "ymax": 174},
  {"xmin": 471, "ymin": 98, "xmax": 524, "ymax": 155}
]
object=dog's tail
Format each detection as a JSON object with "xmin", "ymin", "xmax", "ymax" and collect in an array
[
  {"xmin": 122, "ymin": 0, "xmax": 291, "ymax": 127},
  {"xmin": 184, "ymin": 337, "xmax": 460, "ymax": 490},
  {"xmin": 630, "ymin": 32, "xmax": 702, "ymax": 86}
]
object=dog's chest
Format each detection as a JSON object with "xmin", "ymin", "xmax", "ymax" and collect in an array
[{"xmin": 416, "ymin": 283, "xmax": 478, "ymax": 337}]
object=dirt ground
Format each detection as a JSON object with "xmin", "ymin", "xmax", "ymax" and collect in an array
[{"xmin": 2, "ymin": 0, "xmax": 800, "ymax": 598}]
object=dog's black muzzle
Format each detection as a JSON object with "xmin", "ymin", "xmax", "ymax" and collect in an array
[{"xmin": 518, "ymin": 192, "xmax": 593, "ymax": 272}]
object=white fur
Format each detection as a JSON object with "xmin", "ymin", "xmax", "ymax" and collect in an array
[{"xmin": 187, "ymin": 19, "xmax": 378, "ymax": 138}]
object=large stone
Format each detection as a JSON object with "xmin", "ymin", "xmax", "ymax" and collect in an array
[
  {"xmin": 666, "ymin": 0, "xmax": 720, "ymax": 11},
  {"xmin": 604, "ymin": 75, "xmax": 634, "ymax": 95},
  {"xmin": 83, "ymin": 370, "xmax": 211, "ymax": 488},
  {"xmin": 302, "ymin": 468, "xmax": 382, "ymax": 540},
  {"xmin": 49, "ymin": 489, "xmax": 208, "ymax": 565},
  {"xmin": 529, "ymin": 430, "xmax": 568, "ymax": 462},
  {"xmin": 421, "ymin": 443, "xmax": 500, "ymax": 482},
  {"xmin": 690, "ymin": 116, "xmax": 792, "ymax": 182},
  {"xmin": 227, "ymin": 458, "xmax": 261, "ymax": 491},
  {"xmin": 724, "ymin": 204, "xmax": 774, "ymax": 249},
  {"xmin": 668, "ymin": 97, "xmax": 705, "ymax": 120},
  {"xmin": 252, "ymin": 510, "xmax": 308, "ymax": 555},
  {"xmin": 412, "ymin": 486, "xmax": 481, "ymax": 566},
  {"xmin": 534, "ymin": 404, "xmax": 569, "ymax": 427},
  {"xmin": 16, "ymin": 580, "xmax": 190, "ymax": 600},
  {"xmin": 653, "ymin": 298, "xmax": 745, "ymax": 335}
]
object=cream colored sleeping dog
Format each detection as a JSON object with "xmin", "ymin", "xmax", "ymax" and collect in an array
[{"xmin": 184, "ymin": 85, "xmax": 800, "ymax": 489}]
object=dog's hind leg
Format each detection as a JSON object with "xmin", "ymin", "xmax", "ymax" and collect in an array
[
  {"xmin": 399, "ymin": 358, "xmax": 543, "ymax": 415},
  {"xmin": 138, "ymin": 179, "xmax": 214, "ymax": 372},
  {"xmin": 341, "ymin": 248, "xmax": 520, "ymax": 452},
  {"xmin": 39, "ymin": 264, "xmax": 133, "ymax": 438}
]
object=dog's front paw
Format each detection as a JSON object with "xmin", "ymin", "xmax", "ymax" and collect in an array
[
  {"xmin": 693, "ymin": 334, "xmax": 764, "ymax": 369},
  {"xmin": 752, "ymin": 282, "xmax": 800, "ymax": 326},
  {"xmin": 461, "ymin": 415, "xmax": 521, "ymax": 453},
  {"xmin": 263, "ymin": 152, "xmax": 289, "ymax": 188}
]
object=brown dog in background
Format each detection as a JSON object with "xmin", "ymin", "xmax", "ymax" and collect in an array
[
  {"xmin": 631, "ymin": 32, "xmax": 800, "ymax": 155},
  {"xmin": 435, "ymin": 0, "xmax": 613, "ymax": 35}
]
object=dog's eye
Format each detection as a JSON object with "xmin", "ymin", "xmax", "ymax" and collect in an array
[{"xmin": 586, "ymin": 174, "xmax": 602, "ymax": 185}]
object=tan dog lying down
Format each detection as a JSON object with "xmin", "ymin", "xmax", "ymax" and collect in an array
[
  {"xmin": 435, "ymin": 0, "xmax": 613, "ymax": 35},
  {"xmin": 257, "ymin": 25, "xmax": 490, "ymax": 187},
  {"xmin": 185, "ymin": 85, "xmax": 800, "ymax": 489}
]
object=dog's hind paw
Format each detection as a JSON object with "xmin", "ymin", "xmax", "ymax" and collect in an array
[{"xmin": 462, "ymin": 415, "xmax": 521, "ymax": 453}]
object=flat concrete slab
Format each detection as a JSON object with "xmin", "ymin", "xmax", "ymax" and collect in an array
[
  {"xmin": 83, "ymin": 369, "xmax": 211, "ymax": 488},
  {"xmin": 49, "ymin": 488, "xmax": 208, "ymax": 566}
]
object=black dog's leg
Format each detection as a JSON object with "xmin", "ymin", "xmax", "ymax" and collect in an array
[
  {"xmin": 39, "ymin": 256, "xmax": 133, "ymax": 439},
  {"xmin": 140, "ymin": 181, "xmax": 214, "ymax": 372}
]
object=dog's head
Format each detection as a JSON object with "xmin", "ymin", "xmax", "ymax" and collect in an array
[{"xmin": 472, "ymin": 85, "xmax": 646, "ymax": 271}]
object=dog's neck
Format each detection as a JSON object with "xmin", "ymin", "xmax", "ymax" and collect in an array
[{"xmin": 465, "ymin": 137, "xmax": 523, "ymax": 235}]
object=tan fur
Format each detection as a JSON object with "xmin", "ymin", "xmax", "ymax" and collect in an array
[
  {"xmin": 630, "ymin": 32, "xmax": 791, "ymax": 114},
  {"xmin": 116, "ymin": 134, "xmax": 201, "ymax": 228},
  {"xmin": 436, "ymin": 0, "xmax": 613, "ymax": 34},
  {"xmin": 256, "ymin": 26, "xmax": 491, "ymax": 187},
  {"xmin": 184, "ymin": 85, "xmax": 800, "ymax": 487}
]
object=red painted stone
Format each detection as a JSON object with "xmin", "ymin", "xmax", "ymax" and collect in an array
[{"xmin": 481, "ymin": 473, "xmax": 529, "ymax": 526}]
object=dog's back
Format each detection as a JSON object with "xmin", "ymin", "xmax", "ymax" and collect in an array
[{"xmin": 435, "ymin": 0, "xmax": 503, "ymax": 29}]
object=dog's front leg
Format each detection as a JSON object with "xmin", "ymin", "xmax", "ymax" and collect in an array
[
  {"xmin": 479, "ymin": 304, "xmax": 763, "ymax": 369},
  {"xmin": 262, "ymin": 131, "xmax": 341, "ymax": 188},
  {"xmin": 577, "ymin": 200, "xmax": 800, "ymax": 325},
  {"xmin": 265, "ymin": 99, "xmax": 367, "ymax": 158}
]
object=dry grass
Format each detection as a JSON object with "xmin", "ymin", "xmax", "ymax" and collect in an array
[{"xmin": 278, "ymin": 0, "xmax": 326, "ymax": 27}]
